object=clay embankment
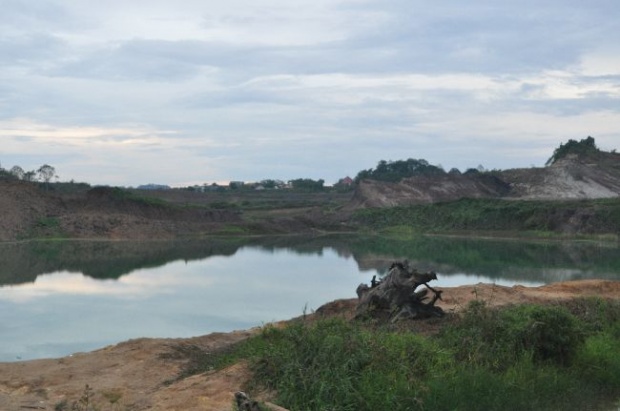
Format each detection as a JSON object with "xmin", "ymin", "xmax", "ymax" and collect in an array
[{"xmin": 0, "ymin": 182, "xmax": 243, "ymax": 241}]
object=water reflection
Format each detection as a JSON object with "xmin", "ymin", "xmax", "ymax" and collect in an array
[{"xmin": 0, "ymin": 235, "xmax": 618, "ymax": 361}]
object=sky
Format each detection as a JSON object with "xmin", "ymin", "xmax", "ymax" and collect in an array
[{"xmin": 1, "ymin": 0, "xmax": 619, "ymax": 187}]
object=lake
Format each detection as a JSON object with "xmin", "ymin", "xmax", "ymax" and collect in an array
[{"xmin": 1, "ymin": 235, "xmax": 619, "ymax": 362}]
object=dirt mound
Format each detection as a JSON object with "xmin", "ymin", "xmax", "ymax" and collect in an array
[
  {"xmin": 351, "ymin": 173, "xmax": 509, "ymax": 207},
  {"xmin": 1, "ymin": 280, "xmax": 618, "ymax": 410},
  {"xmin": 0, "ymin": 182, "xmax": 243, "ymax": 240},
  {"xmin": 353, "ymin": 152, "xmax": 620, "ymax": 207},
  {"xmin": 501, "ymin": 153, "xmax": 620, "ymax": 200},
  {"xmin": 0, "ymin": 180, "xmax": 64, "ymax": 241}
]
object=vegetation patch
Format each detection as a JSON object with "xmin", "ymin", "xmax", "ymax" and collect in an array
[
  {"xmin": 189, "ymin": 298, "xmax": 620, "ymax": 410},
  {"xmin": 353, "ymin": 197, "xmax": 620, "ymax": 236},
  {"xmin": 30, "ymin": 216, "xmax": 68, "ymax": 239}
]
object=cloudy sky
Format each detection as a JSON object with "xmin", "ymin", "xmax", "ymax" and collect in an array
[{"xmin": 1, "ymin": 0, "xmax": 619, "ymax": 187}]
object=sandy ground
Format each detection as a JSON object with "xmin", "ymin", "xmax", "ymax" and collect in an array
[{"xmin": 1, "ymin": 280, "xmax": 619, "ymax": 411}]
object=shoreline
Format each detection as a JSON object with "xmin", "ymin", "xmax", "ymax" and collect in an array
[{"xmin": 2, "ymin": 280, "xmax": 620, "ymax": 410}]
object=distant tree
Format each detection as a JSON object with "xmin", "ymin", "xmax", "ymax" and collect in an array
[
  {"xmin": 257, "ymin": 179, "xmax": 286, "ymax": 189},
  {"xmin": 546, "ymin": 136, "xmax": 599, "ymax": 165},
  {"xmin": 37, "ymin": 164, "xmax": 57, "ymax": 184},
  {"xmin": 289, "ymin": 178, "xmax": 325, "ymax": 191},
  {"xmin": 10, "ymin": 165, "xmax": 25, "ymax": 180},
  {"xmin": 23, "ymin": 170, "xmax": 37, "ymax": 182},
  {"xmin": 448, "ymin": 167, "xmax": 461, "ymax": 175},
  {"xmin": 229, "ymin": 181, "xmax": 245, "ymax": 190},
  {"xmin": 354, "ymin": 169, "xmax": 373, "ymax": 183},
  {"xmin": 0, "ymin": 162, "xmax": 13, "ymax": 180},
  {"xmin": 463, "ymin": 168, "xmax": 480, "ymax": 175},
  {"xmin": 354, "ymin": 158, "xmax": 446, "ymax": 183}
]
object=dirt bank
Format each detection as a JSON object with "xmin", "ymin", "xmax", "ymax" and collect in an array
[{"xmin": 1, "ymin": 280, "xmax": 619, "ymax": 411}]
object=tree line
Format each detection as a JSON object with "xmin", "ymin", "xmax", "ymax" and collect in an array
[
  {"xmin": 545, "ymin": 136, "xmax": 601, "ymax": 165},
  {"xmin": 0, "ymin": 163, "xmax": 57, "ymax": 183}
]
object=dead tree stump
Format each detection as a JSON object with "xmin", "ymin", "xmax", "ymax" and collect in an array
[{"xmin": 355, "ymin": 261, "xmax": 445, "ymax": 322}]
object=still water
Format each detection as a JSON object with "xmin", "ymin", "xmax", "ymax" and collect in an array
[{"xmin": 0, "ymin": 235, "xmax": 618, "ymax": 362}]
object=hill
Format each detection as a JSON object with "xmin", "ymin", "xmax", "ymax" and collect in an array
[
  {"xmin": 1, "ymin": 137, "xmax": 619, "ymax": 241},
  {"xmin": 0, "ymin": 182, "xmax": 244, "ymax": 241},
  {"xmin": 352, "ymin": 142, "xmax": 620, "ymax": 207}
]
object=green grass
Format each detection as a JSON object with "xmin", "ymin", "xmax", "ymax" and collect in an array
[
  {"xmin": 352, "ymin": 197, "xmax": 620, "ymax": 237},
  {"xmin": 29, "ymin": 216, "xmax": 68, "ymax": 239},
  {"xmin": 181, "ymin": 298, "xmax": 620, "ymax": 411}
]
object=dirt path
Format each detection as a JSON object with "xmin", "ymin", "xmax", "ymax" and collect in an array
[{"xmin": 1, "ymin": 280, "xmax": 619, "ymax": 410}]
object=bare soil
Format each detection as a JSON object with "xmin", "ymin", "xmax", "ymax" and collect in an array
[
  {"xmin": 352, "ymin": 154, "xmax": 620, "ymax": 207},
  {"xmin": 1, "ymin": 279, "xmax": 619, "ymax": 411}
]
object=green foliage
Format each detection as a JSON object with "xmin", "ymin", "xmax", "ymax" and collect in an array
[
  {"xmin": 577, "ymin": 332, "xmax": 620, "ymax": 387},
  {"xmin": 422, "ymin": 360, "xmax": 580, "ymax": 411},
  {"xmin": 208, "ymin": 201, "xmax": 239, "ymax": 210},
  {"xmin": 352, "ymin": 197, "xmax": 620, "ymax": 235},
  {"xmin": 288, "ymin": 178, "xmax": 325, "ymax": 191},
  {"xmin": 36, "ymin": 217, "xmax": 60, "ymax": 229},
  {"xmin": 546, "ymin": 136, "xmax": 599, "ymax": 165},
  {"xmin": 212, "ymin": 299, "xmax": 620, "ymax": 411},
  {"xmin": 442, "ymin": 302, "xmax": 584, "ymax": 368},
  {"xmin": 245, "ymin": 319, "xmax": 448, "ymax": 410},
  {"xmin": 355, "ymin": 158, "xmax": 445, "ymax": 183},
  {"xmin": 31, "ymin": 216, "xmax": 67, "ymax": 239}
]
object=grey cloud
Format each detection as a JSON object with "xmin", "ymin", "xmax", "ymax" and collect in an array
[
  {"xmin": 2, "ymin": 0, "xmax": 619, "ymax": 186},
  {"xmin": 0, "ymin": 1, "xmax": 74, "ymax": 31},
  {"xmin": 0, "ymin": 34, "xmax": 66, "ymax": 66},
  {"xmin": 334, "ymin": 1, "xmax": 617, "ymax": 74},
  {"xmin": 179, "ymin": 88, "xmax": 294, "ymax": 109},
  {"xmin": 45, "ymin": 40, "xmax": 206, "ymax": 81}
]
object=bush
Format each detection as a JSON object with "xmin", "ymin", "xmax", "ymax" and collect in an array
[
  {"xmin": 211, "ymin": 302, "xmax": 620, "ymax": 410},
  {"xmin": 502, "ymin": 304, "xmax": 584, "ymax": 365},
  {"xmin": 247, "ymin": 319, "xmax": 450, "ymax": 410},
  {"xmin": 441, "ymin": 302, "xmax": 584, "ymax": 368}
]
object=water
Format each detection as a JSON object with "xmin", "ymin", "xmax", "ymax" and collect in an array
[{"xmin": 0, "ymin": 235, "xmax": 618, "ymax": 362}]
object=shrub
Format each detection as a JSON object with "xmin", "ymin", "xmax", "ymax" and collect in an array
[{"xmin": 440, "ymin": 302, "xmax": 584, "ymax": 368}]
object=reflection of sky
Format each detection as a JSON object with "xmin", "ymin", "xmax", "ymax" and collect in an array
[
  {"xmin": 0, "ymin": 244, "xmax": 588, "ymax": 362},
  {"xmin": 0, "ymin": 247, "xmax": 374, "ymax": 361},
  {"xmin": 437, "ymin": 273, "xmax": 543, "ymax": 288}
]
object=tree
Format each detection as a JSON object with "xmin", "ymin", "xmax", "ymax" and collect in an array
[
  {"xmin": 23, "ymin": 170, "xmax": 37, "ymax": 182},
  {"xmin": 37, "ymin": 164, "xmax": 56, "ymax": 187},
  {"xmin": 289, "ymin": 178, "xmax": 325, "ymax": 191},
  {"xmin": 354, "ymin": 158, "xmax": 446, "ymax": 183},
  {"xmin": 10, "ymin": 165, "xmax": 25, "ymax": 180},
  {"xmin": 546, "ymin": 136, "xmax": 599, "ymax": 165}
]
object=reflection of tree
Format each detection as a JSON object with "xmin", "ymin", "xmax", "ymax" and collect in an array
[
  {"xmin": 335, "ymin": 235, "xmax": 620, "ymax": 283},
  {"xmin": 0, "ymin": 239, "xmax": 246, "ymax": 285},
  {"xmin": 1, "ymin": 235, "xmax": 619, "ymax": 287}
]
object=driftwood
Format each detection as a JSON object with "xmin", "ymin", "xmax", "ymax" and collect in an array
[
  {"xmin": 234, "ymin": 391, "xmax": 291, "ymax": 411},
  {"xmin": 356, "ymin": 260, "xmax": 445, "ymax": 321}
]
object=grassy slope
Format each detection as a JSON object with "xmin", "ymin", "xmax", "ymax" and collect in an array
[
  {"xmin": 212, "ymin": 298, "xmax": 620, "ymax": 411},
  {"xmin": 352, "ymin": 197, "xmax": 620, "ymax": 238}
]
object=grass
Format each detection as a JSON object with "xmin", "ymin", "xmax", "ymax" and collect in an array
[
  {"xmin": 177, "ymin": 297, "xmax": 620, "ymax": 411},
  {"xmin": 352, "ymin": 197, "xmax": 620, "ymax": 237},
  {"xmin": 28, "ymin": 216, "xmax": 69, "ymax": 239}
]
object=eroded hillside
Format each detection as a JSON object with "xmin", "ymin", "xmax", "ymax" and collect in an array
[{"xmin": 353, "ymin": 151, "xmax": 620, "ymax": 208}]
